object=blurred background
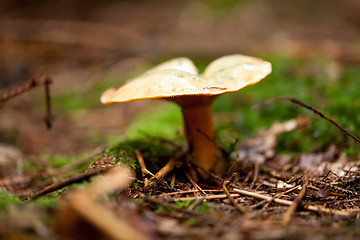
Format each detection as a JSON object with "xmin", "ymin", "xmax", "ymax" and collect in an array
[{"xmin": 1, "ymin": 0, "xmax": 360, "ymax": 156}]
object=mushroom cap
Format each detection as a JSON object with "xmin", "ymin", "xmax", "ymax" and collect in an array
[{"xmin": 101, "ymin": 54, "xmax": 271, "ymax": 105}]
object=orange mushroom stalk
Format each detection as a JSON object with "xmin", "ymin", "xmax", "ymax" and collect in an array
[{"xmin": 101, "ymin": 55, "xmax": 272, "ymax": 173}]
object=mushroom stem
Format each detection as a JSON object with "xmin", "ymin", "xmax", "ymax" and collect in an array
[{"xmin": 181, "ymin": 105, "xmax": 217, "ymax": 171}]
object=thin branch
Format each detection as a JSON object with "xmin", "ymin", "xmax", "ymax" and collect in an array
[
  {"xmin": 0, "ymin": 76, "xmax": 50, "ymax": 102},
  {"xmin": 148, "ymin": 158, "xmax": 179, "ymax": 188},
  {"xmin": 185, "ymin": 171, "xmax": 207, "ymax": 196},
  {"xmin": 24, "ymin": 168, "xmax": 111, "ymax": 201},
  {"xmin": 1, "ymin": 75, "xmax": 54, "ymax": 129},
  {"xmin": 44, "ymin": 77, "xmax": 53, "ymax": 129},
  {"xmin": 135, "ymin": 149, "xmax": 154, "ymax": 179},
  {"xmin": 282, "ymin": 172, "xmax": 309, "ymax": 225},
  {"xmin": 158, "ymin": 189, "xmax": 224, "ymax": 198},
  {"xmin": 64, "ymin": 167, "xmax": 147, "ymax": 240},
  {"xmin": 250, "ymin": 161, "xmax": 259, "ymax": 189},
  {"xmin": 222, "ymin": 181, "xmax": 247, "ymax": 213},
  {"xmin": 252, "ymin": 96, "xmax": 360, "ymax": 144},
  {"xmin": 170, "ymin": 193, "xmax": 241, "ymax": 202},
  {"xmin": 233, "ymin": 188, "xmax": 358, "ymax": 217},
  {"xmin": 46, "ymin": 145, "xmax": 108, "ymax": 177}
]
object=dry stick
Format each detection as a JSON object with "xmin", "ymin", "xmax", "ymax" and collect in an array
[
  {"xmin": 343, "ymin": 169, "xmax": 360, "ymax": 174},
  {"xmin": 191, "ymin": 162, "xmax": 223, "ymax": 184},
  {"xmin": 222, "ymin": 181, "xmax": 247, "ymax": 213},
  {"xmin": 46, "ymin": 145, "xmax": 107, "ymax": 178},
  {"xmin": 0, "ymin": 76, "xmax": 49, "ymax": 102},
  {"xmin": 307, "ymin": 185, "xmax": 347, "ymax": 197},
  {"xmin": 250, "ymin": 161, "xmax": 259, "ymax": 189},
  {"xmin": 67, "ymin": 167, "xmax": 148, "ymax": 240},
  {"xmin": 0, "ymin": 75, "xmax": 54, "ymax": 129},
  {"xmin": 148, "ymin": 158, "xmax": 179, "ymax": 188},
  {"xmin": 309, "ymin": 177, "xmax": 357, "ymax": 195},
  {"xmin": 185, "ymin": 171, "xmax": 207, "ymax": 196},
  {"xmin": 253, "ymin": 96, "xmax": 360, "ymax": 144},
  {"xmin": 158, "ymin": 189, "xmax": 224, "ymax": 197},
  {"xmin": 261, "ymin": 185, "xmax": 301, "ymax": 211},
  {"xmin": 282, "ymin": 173, "xmax": 309, "ymax": 225},
  {"xmin": 233, "ymin": 188, "xmax": 358, "ymax": 217},
  {"xmin": 170, "ymin": 193, "xmax": 241, "ymax": 202},
  {"xmin": 1, "ymin": 146, "xmax": 106, "ymax": 190},
  {"xmin": 170, "ymin": 174, "xmax": 176, "ymax": 189},
  {"xmin": 44, "ymin": 77, "xmax": 53, "ymax": 129},
  {"xmin": 25, "ymin": 168, "xmax": 111, "ymax": 201},
  {"xmin": 69, "ymin": 190, "xmax": 149, "ymax": 240},
  {"xmin": 220, "ymin": 160, "xmax": 239, "ymax": 190},
  {"xmin": 135, "ymin": 149, "xmax": 154, "ymax": 179}
]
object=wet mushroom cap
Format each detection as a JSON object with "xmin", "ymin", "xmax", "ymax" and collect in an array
[{"xmin": 100, "ymin": 54, "xmax": 271, "ymax": 105}]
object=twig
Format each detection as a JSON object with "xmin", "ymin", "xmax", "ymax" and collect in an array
[
  {"xmin": 261, "ymin": 185, "xmax": 300, "ymax": 211},
  {"xmin": 309, "ymin": 177, "xmax": 357, "ymax": 195},
  {"xmin": 343, "ymin": 169, "xmax": 360, "ymax": 174},
  {"xmin": 135, "ymin": 149, "xmax": 154, "ymax": 179},
  {"xmin": 64, "ymin": 167, "xmax": 148, "ymax": 240},
  {"xmin": 84, "ymin": 166, "xmax": 134, "ymax": 198},
  {"xmin": 185, "ymin": 171, "xmax": 207, "ymax": 196},
  {"xmin": 44, "ymin": 77, "xmax": 53, "ymax": 129},
  {"xmin": 170, "ymin": 194, "xmax": 240, "ymax": 202},
  {"xmin": 222, "ymin": 181, "xmax": 247, "ymax": 213},
  {"xmin": 0, "ymin": 75, "xmax": 50, "ymax": 102},
  {"xmin": 250, "ymin": 161, "xmax": 259, "ymax": 189},
  {"xmin": 24, "ymin": 168, "xmax": 111, "ymax": 201},
  {"xmin": 68, "ymin": 189, "xmax": 149, "ymax": 240},
  {"xmin": 282, "ymin": 172, "xmax": 309, "ymax": 225},
  {"xmin": 170, "ymin": 174, "xmax": 176, "ymax": 189},
  {"xmin": 46, "ymin": 145, "xmax": 107, "ymax": 178},
  {"xmin": 233, "ymin": 188, "xmax": 358, "ymax": 217},
  {"xmin": 158, "ymin": 189, "xmax": 223, "ymax": 197},
  {"xmin": 0, "ymin": 146, "xmax": 106, "ymax": 192},
  {"xmin": 0, "ymin": 75, "xmax": 54, "ymax": 129},
  {"xmin": 220, "ymin": 160, "xmax": 239, "ymax": 189},
  {"xmin": 252, "ymin": 96, "xmax": 360, "ymax": 144},
  {"xmin": 148, "ymin": 158, "xmax": 179, "ymax": 188},
  {"xmin": 191, "ymin": 162, "xmax": 223, "ymax": 184}
]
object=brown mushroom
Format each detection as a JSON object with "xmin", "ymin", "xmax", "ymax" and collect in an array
[{"xmin": 101, "ymin": 54, "xmax": 271, "ymax": 173}]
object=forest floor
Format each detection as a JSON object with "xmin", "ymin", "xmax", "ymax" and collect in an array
[{"xmin": 1, "ymin": 1, "xmax": 360, "ymax": 239}]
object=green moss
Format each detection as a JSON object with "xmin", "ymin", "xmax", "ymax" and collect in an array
[
  {"xmin": 211, "ymin": 57, "xmax": 360, "ymax": 154},
  {"xmin": 204, "ymin": 0, "xmax": 243, "ymax": 15},
  {"xmin": 194, "ymin": 202, "xmax": 209, "ymax": 214},
  {"xmin": 174, "ymin": 200, "xmax": 194, "ymax": 208},
  {"xmin": 106, "ymin": 56, "xmax": 360, "ymax": 159},
  {"xmin": 105, "ymin": 136, "xmax": 181, "ymax": 172},
  {"xmin": 34, "ymin": 191, "xmax": 60, "ymax": 208},
  {"xmin": 186, "ymin": 218, "xmax": 200, "ymax": 226},
  {"xmin": 0, "ymin": 190, "xmax": 20, "ymax": 212},
  {"xmin": 125, "ymin": 103, "xmax": 183, "ymax": 140}
]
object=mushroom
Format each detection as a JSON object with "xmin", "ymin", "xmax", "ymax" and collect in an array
[{"xmin": 101, "ymin": 54, "xmax": 271, "ymax": 173}]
